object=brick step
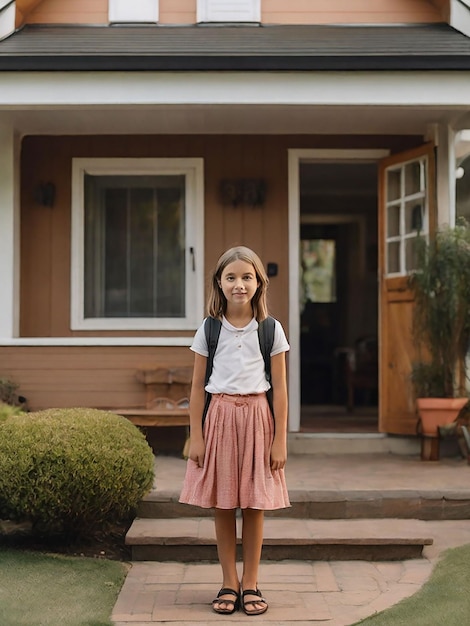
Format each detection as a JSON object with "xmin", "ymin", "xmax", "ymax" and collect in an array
[
  {"xmin": 126, "ymin": 517, "xmax": 433, "ymax": 562},
  {"xmin": 138, "ymin": 488, "xmax": 470, "ymax": 521}
]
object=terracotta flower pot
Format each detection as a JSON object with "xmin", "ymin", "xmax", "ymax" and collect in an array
[{"xmin": 417, "ymin": 397, "xmax": 468, "ymax": 437}]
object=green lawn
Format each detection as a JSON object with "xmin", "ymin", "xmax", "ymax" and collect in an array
[
  {"xmin": 0, "ymin": 548, "xmax": 128, "ymax": 626},
  {"xmin": 355, "ymin": 543, "xmax": 470, "ymax": 625}
]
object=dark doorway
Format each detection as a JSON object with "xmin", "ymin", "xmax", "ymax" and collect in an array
[{"xmin": 299, "ymin": 162, "xmax": 379, "ymax": 432}]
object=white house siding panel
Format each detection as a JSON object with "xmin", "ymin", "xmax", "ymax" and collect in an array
[
  {"xmin": 109, "ymin": 0, "xmax": 159, "ymax": 23},
  {"xmin": 198, "ymin": 0, "xmax": 260, "ymax": 22}
]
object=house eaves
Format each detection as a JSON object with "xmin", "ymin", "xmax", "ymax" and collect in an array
[{"xmin": 1, "ymin": 24, "xmax": 470, "ymax": 71}]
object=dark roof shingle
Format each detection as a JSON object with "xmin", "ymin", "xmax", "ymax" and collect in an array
[{"xmin": 1, "ymin": 23, "xmax": 470, "ymax": 70}]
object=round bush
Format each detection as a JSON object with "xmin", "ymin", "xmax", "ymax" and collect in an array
[
  {"xmin": 0, "ymin": 402, "xmax": 25, "ymax": 423},
  {"xmin": 0, "ymin": 407, "xmax": 154, "ymax": 537}
]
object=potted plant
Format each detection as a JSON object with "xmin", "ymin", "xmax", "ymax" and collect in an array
[{"xmin": 409, "ymin": 219, "xmax": 470, "ymax": 458}]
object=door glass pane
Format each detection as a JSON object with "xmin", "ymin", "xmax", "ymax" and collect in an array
[
  {"xmin": 404, "ymin": 199, "xmax": 424, "ymax": 234},
  {"xmin": 84, "ymin": 174, "xmax": 185, "ymax": 319},
  {"xmin": 387, "ymin": 204, "xmax": 401, "ymax": 237},
  {"xmin": 405, "ymin": 236, "xmax": 418, "ymax": 271},
  {"xmin": 404, "ymin": 161, "xmax": 421, "ymax": 196},
  {"xmin": 387, "ymin": 241, "xmax": 400, "ymax": 274},
  {"xmin": 387, "ymin": 168, "xmax": 401, "ymax": 202},
  {"xmin": 384, "ymin": 155, "xmax": 428, "ymax": 277}
]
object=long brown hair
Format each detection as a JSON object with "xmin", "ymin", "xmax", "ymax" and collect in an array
[{"xmin": 207, "ymin": 246, "xmax": 269, "ymax": 321}]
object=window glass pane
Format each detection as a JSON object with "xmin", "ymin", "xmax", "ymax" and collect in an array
[
  {"xmin": 405, "ymin": 236, "xmax": 418, "ymax": 271},
  {"xmin": 387, "ymin": 168, "xmax": 401, "ymax": 202},
  {"xmin": 129, "ymin": 187, "xmax": 156, "ymax": 317},
  {"xmin": 387, "ymin": 241, "xmax": 400, "ymax": 274},
  {"xmin": 404, "ymin": 160, "xmax": 421, "ymax": 196},
  {"xmin": 84, "ymin": 175, "xmax": 185, "ymax": 319},
  {"xmin": 104, "ymin": 188, "xmax": 128, "ymax": 316},
  {"xmin": 387, "ymin": 204, "xmax": 400, "ymax": 237},
  {"xmin": 404, "ymin": 199, "xmax": 424, "ymax": 234},
  {"xmin": 300, "ymin": 239, "xmax": 336, "ymax": 303},
  {"xmin": 156, "ymin": 185, "xmax": 186, "ymax": 316}
]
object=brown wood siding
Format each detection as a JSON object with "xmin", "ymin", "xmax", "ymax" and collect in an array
[
  {"xmin": 16, "ymin": 133, "xmax": 423, "ymax": 414},
  {"xmin": 262, "ymin": 0, "xmax": 443, "ymax": 24},
  {"xmin": 20, "ymin": 134, "xmax": 420, "ymax": 340},
  {"xmin": 0, "ymin": 346, "xmax": 192, "ymax": 411},
  {"xmin": 27, "ymin": 0, "xmax": 108, "ymax": 24},
  {"xmin": 160, "ymin": 0, "xmax": 196, "ymax": 24},
  {"xmin": 25, "ymin": 0, "xmax": 444, "ymax": 26}
]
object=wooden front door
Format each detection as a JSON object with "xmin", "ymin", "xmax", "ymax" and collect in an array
[{"xmin": 378, "ymin": 144, "xmax": 436, "ymax": 434}]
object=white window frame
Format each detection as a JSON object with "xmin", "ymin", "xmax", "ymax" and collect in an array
[
  {"xmin": 109, "ymin": 0, "xmax": 159, "ymax": 23},
  {"xmin": 197, "ymin": 0, "xmax": 260, "ymax": 23},
  {"xmin": 71, "ymin": 158, "xmax": 204, "ymax": 332},
  {"xmin": 384, "ymin": 155, "xmax": 429, "ymax": 278}
]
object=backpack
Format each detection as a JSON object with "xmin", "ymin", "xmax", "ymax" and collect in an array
[{"xmin": 202, "ymin": 316, "xmax": 276, "ymax": 426}]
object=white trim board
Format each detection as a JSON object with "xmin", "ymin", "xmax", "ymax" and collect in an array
[
  {"xmin": 0, "ymin": 337, "xmax": 193, "ymax": 346},
  {"xmin": 2, "ymin": 72, "xmax": 470, "ymax": 107},
  {"xmin": 287, "ymin": 149, "xmax": 389, "ymax": 433}
]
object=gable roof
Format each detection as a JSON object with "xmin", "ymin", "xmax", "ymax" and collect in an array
[{"xmin": 1, "ymin": 23, "xmax": 470, "ymax": 71}]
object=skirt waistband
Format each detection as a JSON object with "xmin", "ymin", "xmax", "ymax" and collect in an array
[{"xmin": 212, "ymin": 392, "xmax": 265, "ymax": 398}]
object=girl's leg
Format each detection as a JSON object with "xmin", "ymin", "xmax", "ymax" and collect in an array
[
  {"xmin": 241, "ymin": 508, "xmax": 267, "ymax": 613},
  {"xmin": 213, "ymin": 508, "xmax": 239, "ymax": 611}
]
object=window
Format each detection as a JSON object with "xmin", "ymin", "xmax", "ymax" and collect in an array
[
  {"xmin": 71, "ymin": 159, "xmax": 204, "ymax": 331},
  {"xmin": 198, "ymin": 0, "xmax": 260, "ymax": 23},
  {"xmin": 109, "ymin": 0, "xmax": 159, "ymax": 23},
  {"xmin": 384, "ymin": 156, "xmax": 429, "ymax": 276}
]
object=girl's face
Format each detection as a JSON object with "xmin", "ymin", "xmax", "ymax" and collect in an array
[{"xmin": 219, "ymin": 259, "xmax": 259, "ymax": 310}]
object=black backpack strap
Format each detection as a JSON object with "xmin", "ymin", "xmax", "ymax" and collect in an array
[
  {"xmin": 258, "ymin": 316, "xmax": 276, "ymax": 420},
  {"xmin": 202, "ymin": 317, "xmax": 222, "ymax": 426}
]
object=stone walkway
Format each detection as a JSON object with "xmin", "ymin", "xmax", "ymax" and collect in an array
[{"xmin": 112, "ymin": 454, "xmax": 470, "ymax": 625}]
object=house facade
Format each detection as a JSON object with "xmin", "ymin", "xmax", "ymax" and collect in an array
[{"xmin": 1, "ymin": 0, "xmax": 470, "ymax": 436}]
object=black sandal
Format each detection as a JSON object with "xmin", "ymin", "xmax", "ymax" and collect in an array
[
  {"xmin": 212, "ymin": 587, "xmax": 240, "ymax": 614},
  {"xmin": 241, "ymin": 588, "xmax": 268, "ymax": 616}
]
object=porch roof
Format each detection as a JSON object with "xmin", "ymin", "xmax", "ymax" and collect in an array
[{"xmin": 1, "ymin": 23, "xmax": 470, "ymax": 71}]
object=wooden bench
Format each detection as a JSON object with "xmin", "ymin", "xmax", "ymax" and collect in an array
[{"xmin": 113, "ymin": 367, "xmax": 192, "ymax": 450}]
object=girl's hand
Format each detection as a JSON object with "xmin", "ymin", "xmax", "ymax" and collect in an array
[
  {"xmin": 270, "ymin": 438, "xmax": 287, "ymax": 471},
  {"xmin": 189, "ymin": 437, "xmax": 206, "ymax": 468}
]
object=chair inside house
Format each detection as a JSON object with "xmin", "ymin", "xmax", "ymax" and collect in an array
[{"xmin": 344, "ymin": 335, "xmax": 378, "ymax": 412}]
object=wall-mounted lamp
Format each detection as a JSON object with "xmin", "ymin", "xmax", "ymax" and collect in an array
[
  {"xmin": 35, "ymin": 182, "xmax": 56, "ymax": 208},
  {"xmin": 219, "ymin": 178, "xmax": 267, "ymax": 208}
]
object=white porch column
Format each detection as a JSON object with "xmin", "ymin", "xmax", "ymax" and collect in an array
[
  {"xmin": 0, "ymin": 124, "xmax": 20, "ymax": 338},
  {"xmin": 429, "ymin": 122, "xmax": 456, "ymax": 227}
]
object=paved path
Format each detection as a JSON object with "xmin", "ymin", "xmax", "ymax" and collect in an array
[{"xmin": 112, "ymin": 454, "xmax": 470, "ymax": 625}]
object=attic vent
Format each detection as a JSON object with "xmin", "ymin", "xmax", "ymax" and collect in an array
[
  {"xmin": 0, "ymin": 0, "xmax": 15, "ymax": 42},
  {"xmin": 198, "ymin": 0, "xmax": 260, "ymax": 23},
  {"xmin": 109, "ymin": 0, "xmax": 159, "ymax": 24}
]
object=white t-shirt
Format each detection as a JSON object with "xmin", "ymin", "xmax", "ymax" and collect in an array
[{"xmin": 190, "ymin": 316, "xmax": 290, "ymax": 395}]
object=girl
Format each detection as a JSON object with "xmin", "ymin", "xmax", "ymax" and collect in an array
[{"xmin": 179, "ymin": 246, "xmax": 290, "ymax": 616}]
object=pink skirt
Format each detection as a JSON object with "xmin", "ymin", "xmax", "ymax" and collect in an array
[{"xmin": 179, "ymin": 393, "xmax": 290, "ymax": 510}]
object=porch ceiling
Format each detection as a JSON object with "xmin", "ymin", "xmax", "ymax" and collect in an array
[{"xmin": 0, "ymin": 103, "xmax": 468, "ymax": 136}]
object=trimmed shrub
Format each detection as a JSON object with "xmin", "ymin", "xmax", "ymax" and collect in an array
[
  {"xmin": 0, "ymin": 403, "xmax": 25, "ymax": 423},
  {"xmin": 0, "ymin": 407, "xmax": 154, "ymax": 537}
]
